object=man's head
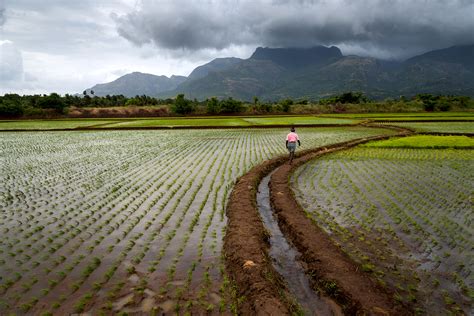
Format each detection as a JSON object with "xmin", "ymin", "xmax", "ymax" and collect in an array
[{"xmin": 290, "ymin": 127, "xmax": 295, "ymax": 132}]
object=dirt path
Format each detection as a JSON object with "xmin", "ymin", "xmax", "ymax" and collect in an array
[{"xmin": 224, "ymin": 128, "xmax": 414, "ymax": 315}]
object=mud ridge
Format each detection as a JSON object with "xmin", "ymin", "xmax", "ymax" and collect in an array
[
  {"xmin": 269, "ymin": 135, "xmax": 414, "ymax": 315},
  {"xmin": 223, "ymin": 126, "xmax": 413, "ymax": 315},
  {"xmin": 223, "ymin": 155, "xmax": 297, "ymax": 315}
]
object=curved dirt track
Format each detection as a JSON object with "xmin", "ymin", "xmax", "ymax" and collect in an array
[{"xmin": 224, "ymin": 129, "xmax": 414, "ymax": 315}]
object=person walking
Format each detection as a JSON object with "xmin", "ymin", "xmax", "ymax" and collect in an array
[{"xmin": 286, "ymin": 127, "xmax": 300, "ymax": 164}]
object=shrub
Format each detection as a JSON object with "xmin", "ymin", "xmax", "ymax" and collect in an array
[{"xmin": 172, "ymin": 94, "xmax": 194, "ymax": 114}]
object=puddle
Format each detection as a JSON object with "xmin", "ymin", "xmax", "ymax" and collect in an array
[{"xmin": 257, "ymin": 172, "xmax": 341, "ymax": 316}]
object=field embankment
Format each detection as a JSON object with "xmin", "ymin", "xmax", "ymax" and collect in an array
[{"xmin": 224, "ymin": 128, "xmax": 413, "ymax": 314}]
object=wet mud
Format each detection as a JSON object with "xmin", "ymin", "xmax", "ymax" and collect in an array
[{"xmin": 257, "ymin": 172, "xmax": 342, "ymax": 315}]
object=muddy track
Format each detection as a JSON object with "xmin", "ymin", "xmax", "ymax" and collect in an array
[{"xmin": 224, "ymin": 127, "xmax": 414, "ymax": 315}]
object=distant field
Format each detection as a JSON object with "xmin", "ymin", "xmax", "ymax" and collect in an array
[
  {"xmin": 320, "ymin": 112, "xmax": 474, "ymax": 120},
  {"xmin": 385, "ymin": 122, "xmax": 474, "ymax": 134},
  {"xmin": 241, "ymin": 116, "xmax": 357, "ymax": 125},
  {"xmin": 0, "ymin": 119, "xmax": 120, "ymax": 130},
  {"xmin": 321, "ymin": 113, "xmax": 474, "ymax": 123},
  {"xmin": 0, "ymin": 116, "xmax": 359, "ymax": 130},
  {"xmin": 98, "ymin": 117, "xmax": 251, "ymax": 127},
  {"xmin": 364, "ymin": 135, "xmax": 474, "ymax": 149},
  {"xmin": 98, "ymin": 116, "xmax": 358, "ymax": 128}
]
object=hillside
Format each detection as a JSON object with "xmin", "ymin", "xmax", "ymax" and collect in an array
[
  {"xmin": 86, "ymin": 44, "xmax": 474, "ymax": 100},
  {"xmin": 86, "ymin": 72, "xmax": 186, "ymax": 97}
]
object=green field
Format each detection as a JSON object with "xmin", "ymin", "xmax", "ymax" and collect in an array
[
  {"xmin": 0, "ymin": 119, "xmax": 121, "ymax": 130},
  {"xmin": 364, "ymin": 135, "xmax": 474, "ymax": 149},
  {"xmin": 321, "ymin": 112, "xmax": 474, "ymax": 120},
  {"xmin": 0, "ymin": 116, "xmax": 359, "ymax": 130},
  {"xmin": 97, "ymin": 116, "xmax": 358, "ymax": 128},
  {"xmin": 291, "ymin": 144, "xmax": 473, "ymax": 314},
  {"xmin": 0, "ymin": 126, "xmax": 394, "ymax": 314},
  {"xmin": 384, "ymin": 122, "xmax": 474, "ymax": 134}
]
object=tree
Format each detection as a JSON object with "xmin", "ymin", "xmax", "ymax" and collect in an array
[
  {"xmin": 206, "ymin": 97, "xmax": 220, "ymax": 114},
  {"xmin": 417, "ymin": 94, "xmax": 437, "ymax": 111},
  {"xmin": 172, "ymin": 94, "xmax": 194, "ymax": 114},
  {"xmin": 0, "ymin": 98, "xmax": 23, "ymax": 117},
  {"xmin": 280, "ymin": 99, "xmax": 293, "ymax": 112},
  {"xmin": 38, "ymin": 93, "xmax": 67, "ymax": 113},
  {"xmin": 220, "ymin": 97, "xmax": 244, "ymax": 113}
]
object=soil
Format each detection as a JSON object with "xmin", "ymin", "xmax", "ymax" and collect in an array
[
  {"xmin": 223, "ymin": 128, "xmax": 415, "ymax": 315},
  {"xmin": 223, "ymin": 155, "xmax": 294, "ymax": 315}
]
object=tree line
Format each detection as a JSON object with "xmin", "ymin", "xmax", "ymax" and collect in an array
[{"xmin": 0, "ymin": 92, "xmax": 472, "ymax": 118}]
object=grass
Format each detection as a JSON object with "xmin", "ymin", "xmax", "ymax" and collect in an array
[{"xmin": 364, "ymin": 135, "xmax": 474, "ymax": 149}]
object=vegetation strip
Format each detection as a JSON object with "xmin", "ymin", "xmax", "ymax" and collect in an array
[
  {"xmin": 268, "ymin": 135, "xmax": 415, "ymax": 315},
  {"xmin": 0, "ymin": 123, "xmax": 359, "ymax": 132},
  {"xmin": 223, "ymin": 127, "xmax": 411, "ymax": 314}
]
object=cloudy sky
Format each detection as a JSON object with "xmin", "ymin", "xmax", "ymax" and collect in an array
[{"xmin": 1, "ymin": 0, "xmax": 473, "ymax": 95}]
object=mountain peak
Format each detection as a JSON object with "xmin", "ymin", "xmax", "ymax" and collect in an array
[
  {"xmin": 250, "ymin": 46, "xmax": 342, "ymax": 69},
  {"xmin": 405, "ymin": 44, "xmax": 474, "ymax": 69},
  {"xmin": 187, "ymin": 57, "xmax": 243, "ymax": 81}
]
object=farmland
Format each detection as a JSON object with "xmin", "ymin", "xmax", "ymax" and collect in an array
[
  {"xmin": 382, "ymin": 122, "xmax": 474, "ymax": 134},
  {"xmin": 0, "ymin": 126, "xmax": 395, "ymax": 314},
  {"xmin": 0, "ymin": 115, "xmax": 359, "ymax": 131},
  {"xmin": 291, "ymin": 137, "xmax": 473, "ymax": 314}
]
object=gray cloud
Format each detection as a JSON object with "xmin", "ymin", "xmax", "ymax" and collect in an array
[
  {"xmin": 0, "ymin": 41, "xmax": 23, "ymax": 81},
  {"xmin": 0, "ymin": 8, "xmax": 5, "ymax": 26},
  {"xmin": 115, "ymin": 0, "xmax": 474, "ymax": 59}
]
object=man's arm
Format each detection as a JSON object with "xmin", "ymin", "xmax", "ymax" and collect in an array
[
  {"xmin": 298, "ymin": 140, "xmax": 301, "ymax": 146},
  {"xmin": 286, "ymin": 140, "xmax": 288, "ymax": 147}
]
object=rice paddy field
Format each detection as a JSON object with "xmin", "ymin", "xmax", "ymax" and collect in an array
[
  {"xmin": 0, "ymin": 115, "xmax": 359, "ymax": 130},
  {"xmin": 383, "ymin": 122, "xmax": 474, "ymax": 134},
  {"xmin": 0, "ymin": 126, "xmax": 395, "ymax": 314},
  {"xmin": 291, "ymin": 136, "xmax": 474, "ymax": 314}
]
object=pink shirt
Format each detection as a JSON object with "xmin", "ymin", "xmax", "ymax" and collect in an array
[{"xmin": 286, "ymin": 132, "xmax": 299, "ymax": 142}]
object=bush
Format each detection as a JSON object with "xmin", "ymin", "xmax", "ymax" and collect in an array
[
  {"xmin": 0, "ymin": 99, "xmax": 23, "ymax": 117},
  {"xmin": 280, "ymin": 99, "xmax": 293, "ymax": 112},
  {"xmin": 319, "ymin": 92, "xmax": 369, "ymax": 105},
  {"xmin": 172, "ymin": 94, "xmax": 194, "ymax": 114},
  {"xmin": 220, "ymin": 97, "xmax": 244, "ymax": 113},
  {"xmin": 206, "ymin": 97, "xmax": 220, "ymax": 114},
  {"xmin": 37, "ymin": 93, "xmax": 67, "ymax": 113},
  {"xmin": 417, "ymin": 94, "xmax": 436, "ymax": 111}
]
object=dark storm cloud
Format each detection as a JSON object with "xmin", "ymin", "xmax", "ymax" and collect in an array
[{"xmin": 115, "ymin": 0, "xmax": 474, "ymax": 59}]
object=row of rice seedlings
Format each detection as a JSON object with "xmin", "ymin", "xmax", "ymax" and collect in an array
[{"xmin": 291, "ymin": 147, "xmax": 473, "ymax": 313}]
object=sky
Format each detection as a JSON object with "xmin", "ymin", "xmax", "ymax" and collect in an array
[{"xmin": 1, "ymin": 0, "xmax": 473, "ymax": 95}]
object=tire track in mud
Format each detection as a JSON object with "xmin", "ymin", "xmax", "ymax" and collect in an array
[{"xmin": 224, "ymin": 127, "xmax": 414, "ymax": 315}]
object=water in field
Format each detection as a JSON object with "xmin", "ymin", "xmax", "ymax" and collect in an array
[
  {"xmin": 291, "ymin": 147, "xmax": 474, "ymax": 315},
  {"xmin": 257, "ymin": 172, "xmax": 340, "ymax": 316},
  {"xmin": 0, "ymin": 127, "xmax": 395, "ymax": 314}
]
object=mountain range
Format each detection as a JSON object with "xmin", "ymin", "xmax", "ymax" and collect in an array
[{"xmin": 85, "ymin": 44, "xmax": 474, "ymax": 100}]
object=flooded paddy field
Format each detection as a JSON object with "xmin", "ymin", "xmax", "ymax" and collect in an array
[
  {"xmin": 291, "ymin": 144, "xmax": 474, "ymax": 314},
  {"xmin": 0, "ymin": 127, "xmax": 394, "ymax": 314}
]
